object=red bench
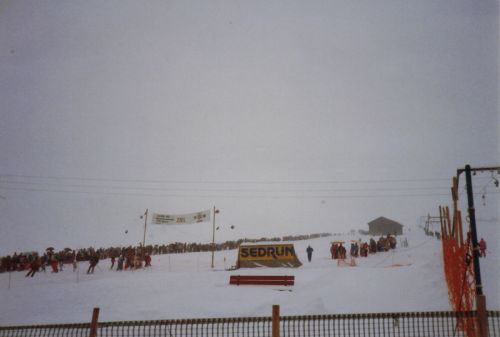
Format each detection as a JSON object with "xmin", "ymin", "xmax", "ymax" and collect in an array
[{"xmin": 229, "ymin": 275, "xmax": 295, "ymax": 286}]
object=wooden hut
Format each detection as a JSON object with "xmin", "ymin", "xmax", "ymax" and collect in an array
[{"xmin": 368, "ymin": 217, "xmax": 403, "ymax": 235}]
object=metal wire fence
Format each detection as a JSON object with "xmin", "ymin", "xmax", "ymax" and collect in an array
[
  {"xmin": 1, "ymin": 311, "xmax": 499, "ymax": 337},
  {"xmin": 490, "ymin": 311, "xmax": 500, "ymax": 337},
  {"xmin": 280, "ymin": 312, "xmax": 477, "ymax": 337}
]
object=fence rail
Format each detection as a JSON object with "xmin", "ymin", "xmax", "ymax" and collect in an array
[{"xmin": 1, "ymin": 310, "xmax": 499, "ymax": 337}]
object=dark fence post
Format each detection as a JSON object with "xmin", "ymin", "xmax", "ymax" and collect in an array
[
  {"xmin": 272, "ymin": 305, "xmax": 280, "ymax": 337},
  {"xmin": 477, "ymin": 295, "xmax": 488, "ymax": 337},
  {"xmin": 89, "ymin": 307, "xmax": 100, "ymax": 337}
]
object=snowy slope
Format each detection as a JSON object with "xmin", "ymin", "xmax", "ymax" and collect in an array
[{"xmin": 0, "ymin": 228, "xmax": 498, "ymax": 326}]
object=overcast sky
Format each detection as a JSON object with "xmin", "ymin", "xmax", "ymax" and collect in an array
[{"xmin": 0, "ymin": 0, "xmax": 498, "ymax": 254}]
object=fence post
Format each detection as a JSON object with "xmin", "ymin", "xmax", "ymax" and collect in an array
[
  {"xmin": 477, "ymin": 295, "xmax": 488, "ymax": 337},
  {"xmin": 272, "ymin": 305, "xmax": 280, "ymax": 337},
  {"xmin": 89, "ymin": 307, "xmax": 100, "ymax": 337}
]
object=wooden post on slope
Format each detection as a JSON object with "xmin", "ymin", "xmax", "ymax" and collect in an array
[
  {"xmin": 445, "ymin": 207, "xmax": 452, "ymax": 240},
  {"xmin": 457, "ymin": 210, "xmax": 463, "ymax": 246},
  {"xmin": 211, "ymin": 207, "xmax": 219, "ymax": 269},
  {"xmin": 439, "ymin": 206, "xmax": 446, "ymax": 239},
  {"xmin": 452, "ymin": 178, "xmax": 458, "ymax": 220},
  {"xmin": 272, "ymin": 305, "xmax": 280, "ymax": 337},
  {"xmin": 89, "ymin": 307, "xmax": 99, "ymax": 337},
  {"xmin": 477, "ymin": 295, "xmax": 489, "ymax": 337},
  {"xmin": 142, "ymin": 209, "xmax": 148, "ymax": 263}
]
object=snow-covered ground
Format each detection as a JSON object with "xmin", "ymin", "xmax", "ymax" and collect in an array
[{"xmin": 0, "ymin": 228, "xmax": 498, "ymax": 326}]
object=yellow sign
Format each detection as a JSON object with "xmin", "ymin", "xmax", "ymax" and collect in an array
[{"xmin": 238, "ymin": 244, "xmax": 297, "ymax": 261}]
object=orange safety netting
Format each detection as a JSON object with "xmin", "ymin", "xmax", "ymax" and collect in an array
[{"xmin": 440, "ymin": 205, "xmax": 477, "ymax": 337}]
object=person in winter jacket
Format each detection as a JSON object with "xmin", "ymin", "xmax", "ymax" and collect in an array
[
  {"xmin": 87, "ymin": 254, "xmax": 99, "ymax": 274},
  {"xmin": 40, "ymin": 254, "xmax": 47, "ymax": 272},
  {"xmin": 116, "ymin": 255, "xmax": 124, "ymax": 271},
  {"xmin": 306, "ymin": 246, "xmax": 314, "ymax": 262},
  {"xmin": 57, "ymin": 254, "xmax": 64, "ymax": 271},
  {"xmin": 72, "ymin": 252, "xmax": 78, "ymax": 272},
  {"xmin": 479, "ymin": 238, "xmax": 487, "ymax": 257},
  {"xmin": 369, "ymin": 238, "xmax": 377, "ymax": 254},
  {"xmin": 144, "ymin": 254, "xmax": 152, "ymax": 267},
  {"xmin": 350, "ymin": 242, "xmax": 359, "ymax": 257},
  {"xmin": 338, "ymin": 244, "xmax": 346, "ymax": 259},
  {"xmin": 50, "ymin": 255, "xmax": 59, "ymax": 273},
  {"xmin": 133, "ymin": 254, "xmax": 142, "ymax": 269},
  {"xmin": 360, "ymin": 242, "xmax": 369, "ymax": 257},
  {"xmin": 25, "ymin": 258, "xmax": 40, "ymax": 277},
  {"xmin": 331, "ymin": 243, "xmax": 338, "ymax": 259}
]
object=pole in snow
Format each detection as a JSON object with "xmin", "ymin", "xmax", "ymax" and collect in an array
[
  {"xmin": 141, "ymin": 209, "xmax": 148, "ymax": 262},
  {"xmin": 211, "ymin": 206, "xmax": 219, "ymax": 269}
]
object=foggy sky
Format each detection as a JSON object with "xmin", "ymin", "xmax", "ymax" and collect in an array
[{"xmin": 0, "ymin": 0, "xmax": 498, "ymax": 254}]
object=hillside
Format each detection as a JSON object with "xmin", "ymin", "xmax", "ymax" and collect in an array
[{"xmin": 0, "ymin": 227, "xmax": 498, "ymax": 326}]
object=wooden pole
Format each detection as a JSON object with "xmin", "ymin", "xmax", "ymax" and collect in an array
[
  {"xmin": 477, "ymin": 295, "xmax": 489, "ymax": 337},
  {"xmin": 89, "ymin": 307, "xmax": 100, "ymax": 337},
  {"xmin": 439, "ymin": 206, "xmax": 445, "ymax": 239},
  {"xmin": 272, "ymin": 305, "xmax": 280, "ymax": 337},
  {"xmin": 445, "ymin": 207, "xmax": 452, "ymax": 240},
  {"xmin": 457, "ymin": 210, "xmax": 463, "ymax": 246}
]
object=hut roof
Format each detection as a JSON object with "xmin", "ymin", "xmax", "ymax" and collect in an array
[{"xmin": 368, "ymin": 217, "xmax": 403, "ymax": 228}]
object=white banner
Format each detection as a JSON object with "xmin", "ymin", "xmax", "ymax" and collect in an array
[{"xmin": 152, "ymin": 209, "xmax": 211, "ymax": 225}]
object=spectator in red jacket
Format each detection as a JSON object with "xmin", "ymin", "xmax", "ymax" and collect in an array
[
  {"xmin": 50, "ymin": 255, "xmax": 59, "ymax": 273},
  {"xmin": 479, "ymin": 238, "xmax": 487, "ymax": 257},
  {"xmin": 330, "ymin": 244, "xmax": 338, "ymax": 259}
]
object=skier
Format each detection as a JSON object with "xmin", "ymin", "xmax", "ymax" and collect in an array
[
  {"xmin": 479, "ymin": 238, "xmax": 487, "ymax": 257},
  {"xmin": 306, "ymin": 246, "xmax": 314, "ymax": 262},
  {"xmin": 25, "ymin": 257, "xmax": 40, "ymax": 277},
  {"xmin": 110, "ymin": 256, "xmax": 116, "ymax": 270},
  {"xmin": 87, "ymin": 254, "xmax": 99, "ymax": 274}
]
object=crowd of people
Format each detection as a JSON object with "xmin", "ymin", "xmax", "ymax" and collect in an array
[
  {"xmin": 0, "ymin": 232, "xmax": 332, "ymax": 276},
  {"xmin": 330, "ymin": 234, "xmax": 398, "ymax": 260}
]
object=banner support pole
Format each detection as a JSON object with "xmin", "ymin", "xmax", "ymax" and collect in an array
[{"xmin": 211, "ymin": 206, "xmax": 217, "ymax": 269}]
